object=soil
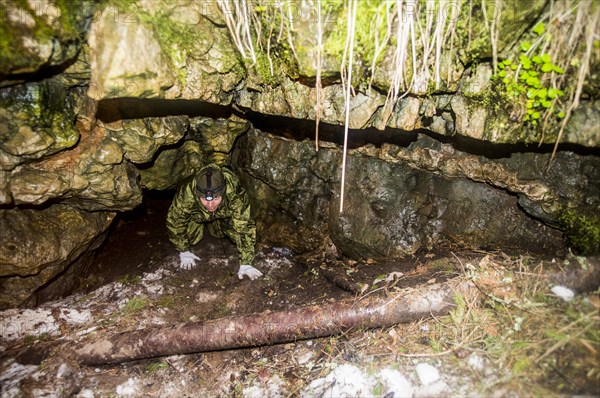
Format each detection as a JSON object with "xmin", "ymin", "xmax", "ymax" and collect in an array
[{"xmin": 0, "ymin": 193, "xmax": 598, "ymax": 397}]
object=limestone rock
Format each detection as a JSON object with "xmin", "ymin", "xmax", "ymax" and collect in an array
[
  {"xmin": 139, "ymin": 115, "xmax": 249, "ymax": 189},
  {"xmin": 0, "ymin": 204, "xmax": 114, "ymax": 309},
  {"xmin": 104, "ymin": 116, "xmax": 189, "ymax": 164},
  {"xmin": 87, "ymin": 4, "xmax": 176, "ymax": 100},
  {"xmin": 0, "ymin": 1, "xmax": 92, "ymax": 76},
  {"xmin": 0, "ymin": 79, "xmax": 79, "ymax": 171},
  {"xmin": 236, "ymin": 129, "xmax": 566, "ymax": 258},
  {"xmin": 139, "ymin": 140, "xmax": 203, "ymax": 190},
  {"xmin": 5, "ymin": 124, "xmax": 142, "ymax": 211},
  {"xmin": 564, "ymin": 101, "xmax": 600, "ymax": 147}
]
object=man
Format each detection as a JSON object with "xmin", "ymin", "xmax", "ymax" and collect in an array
[{"xmin": 166, "ymin": 163, "xmax": 262, "ymax": 280}]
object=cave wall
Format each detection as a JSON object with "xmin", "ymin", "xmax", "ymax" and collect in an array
[
  {"xmin": 0, "ymin": 0, "xmax": 599, "ymax": 308},
  {"xmin": 234, "ymin": 128, "xmax": 567, "ymax": 258}
]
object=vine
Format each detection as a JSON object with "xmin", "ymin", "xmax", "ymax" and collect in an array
[{"xmin": 493, "ymin": 22, "xmax": 566, "ymax": 128}]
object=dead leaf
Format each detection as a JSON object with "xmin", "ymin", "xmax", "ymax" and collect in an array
[{"xmin": 385, "ymin": 272, "xmax": 404, "ymax": 282}]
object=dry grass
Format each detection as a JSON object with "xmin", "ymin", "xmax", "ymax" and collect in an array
[{"xmin": 363, "ymin": 252, "xmax": 600, "ymax": 395}]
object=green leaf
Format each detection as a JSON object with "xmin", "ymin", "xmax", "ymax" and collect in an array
[
  {"xmin": 553, "ymin": 65, "xmax": 565, "ymax": 74},
  {"xmin": 503, "ymin": 59, "xmax": 512, "ymax": 66},
  {"xmin": 526, "ymin": 76, "xmax": 540, "ymax": 88},
  {"xmin": 511, "ymin": 64, "xmax": 518, "ymax": 70},
  {"xmin": 502, "ymin": 77, "xmax": 510, "ymax": 84},
  {"xmin": 528, "ymin": 70, "xmax": 538, "ymax": 77},
  {"xmin": 521, "ymin": 41, "xmax": 532, "ymax": 52},
  {"xmin": 532, "ymin": 112, "xmax": 541, "ymax": 120},
  {"xmin": 532, "ymin": 55, "xmax": 543, "ymax": 64},
  {"xmin": 541, "ymin": 53, "xmax": 552, "ymax": 64},
  {"xmin": 526, "ymin": 101, "xmax": 533, "ymax": 109},
  {"xmin": 527, "ymin": 89, "xmax": 536, "ymax": 99},
  {"xmin": 527, "ymin": 109, "xmax": 534, "ymax": 115},
  {"xmin": 541, "ymin": 63, "xmax": 553, "ymax": 73},
  {"xmin": 520, "ymin": 71, "xmax": 529, "ymax": 81},
  {"xmin": 498, "ymin": 70, "xmax": 507, "ymax": 77},
  {"xmin": 532, "ymin": 119, "xmax": 538, "ymax": 125},
  {"xmin": 541, "ymin": 100, "xmax": 552, "ymax": 108},
  {"xmin": 537, "ymin": 88, "xmax": 547, "ymax": 99},
  {"xmin": 557, "ymin": 111, "xmax": 566, "ymax": 118},
  {"xmin": 524, "ymin": 115, "xmax": 530, "ymax": 121},
  {"xmin": 498, "ymin": 62, "xmax": 505, "ymax": 69},
  {"xmin": 533, "ymin": 22, "xmax": 545, "ymax": 36}
]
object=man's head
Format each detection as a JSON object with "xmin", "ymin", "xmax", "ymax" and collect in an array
[{"xmin": 195, "ymin": 166, "xmax": 225, "ymax": 212}]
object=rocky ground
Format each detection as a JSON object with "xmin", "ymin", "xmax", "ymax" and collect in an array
[{"xmin": 0, "ymin": 197, "xmax": 598, "ymax": 397}]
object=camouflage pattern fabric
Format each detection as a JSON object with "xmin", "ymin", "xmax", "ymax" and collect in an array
[{"xmin": 166, "ymin": 163, "xmax": 256, "ymax": 265}]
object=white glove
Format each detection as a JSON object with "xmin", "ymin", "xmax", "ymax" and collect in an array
[
  {"xmin": 179, "ymin": 251, "xmax": 200, "ymax": 270},
  {"xmin": 238, "ymin": 265, "xmax": 263, "ymax": 280}
]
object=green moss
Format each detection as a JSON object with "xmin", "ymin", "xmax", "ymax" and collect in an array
[
  {"xmin": 137, "ymin": 9, "xmax": 193, "ymax": 86},
  {"xmin": 0, "ymin": 0, "xmax": 85, "ymax": 73},
  {"xmin": 558, "ymin": 209, "xmax": 600, "ymax": 255},
  {"xmin": 322, "ymin": 0, "xmax": 386, "ymax": 86}
]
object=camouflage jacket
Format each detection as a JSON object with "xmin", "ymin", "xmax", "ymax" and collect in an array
[{"xmin": 166, "ymin": 164, "xmax": 256, "ymax": 265}]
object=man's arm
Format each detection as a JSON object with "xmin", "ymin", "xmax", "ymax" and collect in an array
[
  {"xmin": 166, "ymin": 182, "xmax": 194, "ymax": 253},
  {"xmin": 230, "ymin": 186, "xmax": 257, "ymax": 266}
]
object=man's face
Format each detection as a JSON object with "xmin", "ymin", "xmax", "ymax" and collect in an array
[{"xmin": 200, "ymin": 195, "xmax": 222, "ymax": 213}]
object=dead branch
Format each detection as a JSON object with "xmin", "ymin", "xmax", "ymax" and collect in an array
[
  {"xmin": 320, "ymin": 268, "xmax": 364, "ymax": 295},
  {"xmin": 75, "ymin": 280, "xmax": 473, "ymax": 365}
]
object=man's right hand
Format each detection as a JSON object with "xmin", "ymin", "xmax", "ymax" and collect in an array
[{"xmin": 179, "ymin": 251, "xmax": 200, "ymax": 270}]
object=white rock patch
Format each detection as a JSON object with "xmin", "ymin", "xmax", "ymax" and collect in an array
[{"xmin": 0, "ymin": 308, "xmax": 59, "ymax": 341}]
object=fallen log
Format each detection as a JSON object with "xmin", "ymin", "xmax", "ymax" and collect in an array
[{"xmin": 76, "ymin": 280, "xmax": 473, "ymax": 365}]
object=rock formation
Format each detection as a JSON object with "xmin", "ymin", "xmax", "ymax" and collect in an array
[{"xmin": 0, "ymin": 0, "xmax": 598, "ymax": 308}]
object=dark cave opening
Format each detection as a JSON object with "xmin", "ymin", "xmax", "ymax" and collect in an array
[{"xmin": 97, "ymin": 97, "xmax": 600, "ymax": 159}]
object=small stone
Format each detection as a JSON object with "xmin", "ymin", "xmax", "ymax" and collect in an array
[
  {"xmin": 415, "ymin": 363, "xmax": 440, "ymax": 385},
  {"xmin": 551, "ymin": 285, "xmax": 575, "ymax": 301}
]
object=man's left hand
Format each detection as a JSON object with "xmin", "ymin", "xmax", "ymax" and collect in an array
[{"xmin": 238, "ymin": 265, "xmax": 263, "ymax": 280}]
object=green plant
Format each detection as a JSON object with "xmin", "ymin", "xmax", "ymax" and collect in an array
[
  {"xmin": 558, "ymin": 209, "xmax": 600, "ymax": 255},
  {"xmin": 117, "ymin": 274, "xmax": 142, "ymax": 286},
  {"xmin": 493, "ymin": 22, "xmax": 566, "ymax": 128},
  {"xmin": 123, "ymin": 296, "xmax": 149, "ymax": 313},
  {"xmin": 146, "ymin": 361, "xmax": 169, "ymax": 373}
]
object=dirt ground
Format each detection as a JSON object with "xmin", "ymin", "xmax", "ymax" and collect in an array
[{"xmin": 0, "ymin": 195, "xmax": 598, "ymax": 397}]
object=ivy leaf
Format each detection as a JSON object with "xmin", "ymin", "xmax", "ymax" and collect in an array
[
  {"xmin": 541, "ymin": 63, "xmax": 553, "ymax": 73},
  {"xmin": 541, "ymin": 100, "xmax": 552, "ymax": 108},
  {"xmin": 521, "ymin": 41, "xmax": 532, "ymax": 52},
  {"xmin": 553, "ymin": 65, "xmax": 565, "ymax": 74},
  {"xmin": 498, "ymin": 70, "xmax": 507, "ymax": 77},
  {"xmin": 504, "ymin": 59, "xmax": 512, "ymax": 66},
  {"xmin": 499, "ymin": 62, "xmax": 505, "ymax": 69},
  {"xmin": 528, "ymin": 70, "xmax": 538, "ymax": 77},
  {"xmin": 502, "ymin": 77, "xmax": 510, "ymax": 84},
  {"xmin": 532, "ymin": 55, "xmax": 543, "ymax": 64},
  {"xmin": 532, "ymin": 112, "xmax": 541, "ymax": 120},
  {"xmin": 510, "ymin": 64, "xmax": 518, "ymax": 70},
  {"xmin": 533, "ymin": 22, "xmax": 545, "ymax": 36}
]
